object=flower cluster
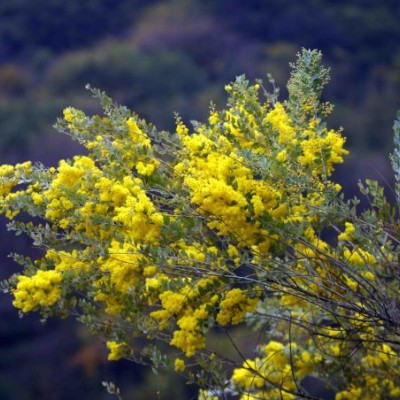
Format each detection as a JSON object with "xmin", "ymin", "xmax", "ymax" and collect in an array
[{"xmin": 13, "ymin": 270, "xmax": 62, "ymax": 313}]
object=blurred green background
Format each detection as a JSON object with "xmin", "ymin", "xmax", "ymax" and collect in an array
[{"xmin": 1, "ymin": 0, "xmax": 400, "ymax": 398}]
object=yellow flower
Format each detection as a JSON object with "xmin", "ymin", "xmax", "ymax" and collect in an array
[
  {"xmin": 170, "ymin": 327, "xmax": 205, "ymax": 357},
  {"xmin": 338, "ymin": 222, "xmax": 355, "ymax": 241},
  {"xmin": 343, "ymin": 248, "xmax": 376, "ymax": 266},
  {"xmin": 276, "ymin": 150, "xmax": 287, "ymax": 163},
  {"xmin": 31, "ymin": 192, "xmax": 44, "ymax": 205},
  {"xmin": 136, "ymin": 160, "xmax": 159, "ymax": 176},
  {"xmin": 216, "ymin": 288, "xmax": 259, "ymax": 326},
  {"xmin": 265, "ymin": 102, "xmax": 296, "ymax": 144},
  {"xmin": 13, "ymin": 270, "xmax": 63, "ymax": 313},
  {"xmin": 209, "ymin": 112, "xmax": 219, "ymax": 125},
  {"xmin": 176, "ymin": 122, "xmax": 189, "ymax": 137},
  {"xmin": 335, "ymin": 385, "xmax": 363, "ymax": 400},
  {"xmin": 63, "ymin": 107, "xmax": 75, "ymax": 123},
  {"xmin": 363, "ymin": 271, "xmax": 375, "ymax": 281},
  {"xmin": 198, "ymin": 389, "xmax": 219, "ymax": 400},
  {"xmin": 232, "ymin": 359, "xmax": 266, "ymax": 390},
  {"xmin": 174, "ymin": 358, "xmax": 186, "ymax": 372},
  {"xmin": 106, "ymin": 341, "xmax": 125, "ymax": 361}
]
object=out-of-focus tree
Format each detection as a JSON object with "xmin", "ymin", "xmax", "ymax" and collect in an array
[{"xmin": 0, "ymin": 0, "xmax": 159, "ymax": 61}]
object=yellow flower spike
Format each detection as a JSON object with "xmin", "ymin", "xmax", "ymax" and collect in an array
[
  {"xmin": 265, "ymin": 102, "xmax": 297, "ymax": 144},
  {"xmin": 176, "ymin": 122, "xmax": 189, "ymax": 137}
]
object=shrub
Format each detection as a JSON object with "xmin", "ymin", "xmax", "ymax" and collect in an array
[{"xmin": 1, "ymin": 49, "xmax": 399, "ymax": 399}]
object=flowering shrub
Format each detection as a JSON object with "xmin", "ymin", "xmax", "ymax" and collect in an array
[{"xmin": 1, "ymin": 49, "xmax": 400, "ymax": 399}]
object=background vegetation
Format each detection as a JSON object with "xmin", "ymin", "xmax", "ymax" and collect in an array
[{"xmin": 1, "ymin": 1, "xmax": 400, "ymax": 398}]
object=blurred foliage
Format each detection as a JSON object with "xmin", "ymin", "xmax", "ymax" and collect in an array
[
  {"xmin": 0, "ymin": 0, "xmax": 160, "ymax": 61},
  {"xmin": 44, "ymin": 42, "xmax": 209, "ymax": 128},
  {"xmin": 0, "ymin": 64, "xmax": 30, "ymax": 96},
  {"xmin": 204, "ymin": 0, "xmax": 400, "ymax": 63}
]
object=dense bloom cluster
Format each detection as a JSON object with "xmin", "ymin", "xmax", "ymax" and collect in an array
[
  {"xmin": 13, "ymin": 270, "xmax": 62, "ymax": 312},
  {"xmin": 0, "ymin": 50, "xmax": 399, "ymax": 399}
]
